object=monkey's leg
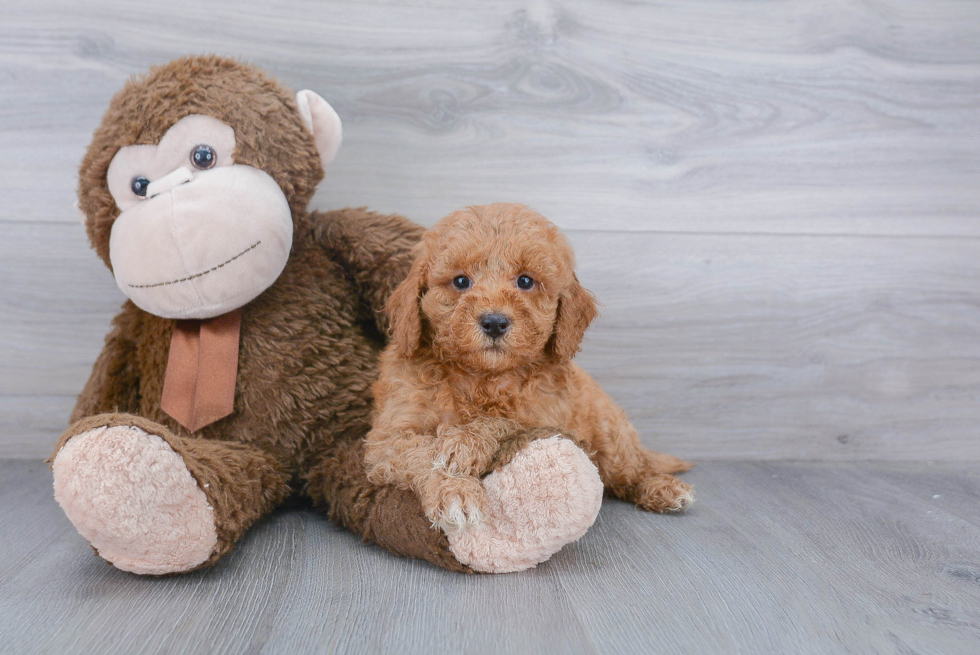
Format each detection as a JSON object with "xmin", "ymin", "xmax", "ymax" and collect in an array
[
  {"xmin": 304, "ymin": 428, "xmax": 603, "ymax": 574},
  {"xmin": 50, "ymin": 413, "xmax": 290, "ymax": 575},
  {"xmin": 448, "ymin": 428, "xmax": 604, "ymax": 573},
  {"xmin": 305, "ymin": 434, "xmax": 473, "ymax": 572}
]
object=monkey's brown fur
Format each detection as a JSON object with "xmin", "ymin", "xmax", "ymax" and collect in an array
[
  {"xmin": 365, "ymin": 205, "xmax": 694, "ymax": 531},
  {"xmin": 53, "ymin": 56, "xmax": 583, "ymax": 573}
]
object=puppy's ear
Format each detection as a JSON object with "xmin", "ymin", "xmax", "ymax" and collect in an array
[
  {"xmin": 386, "ymin": 248, "xmax": 428, "ymax": 357},
  {"xmin": 547, "ymin": 275, "xmax": 599, "ymax": 363}
]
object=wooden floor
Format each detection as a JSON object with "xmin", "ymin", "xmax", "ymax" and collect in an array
[{"xmin": 3, "ymin": 459, "xmax": 979, "ymax": 655}]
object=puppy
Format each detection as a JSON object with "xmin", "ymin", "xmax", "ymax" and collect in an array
[{"xmin": 365, "ymin": 203, "xmax": 694, "ymax": 533}]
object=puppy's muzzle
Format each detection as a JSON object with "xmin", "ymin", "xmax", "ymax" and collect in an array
[{"xmin": 479, "ymin": 313, "xmax": 510, "ymax": 339}]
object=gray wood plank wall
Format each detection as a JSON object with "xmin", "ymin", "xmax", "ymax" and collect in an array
[{"xmin": 2, "ymin": 0, "xmax": 979, "ymax": 459}]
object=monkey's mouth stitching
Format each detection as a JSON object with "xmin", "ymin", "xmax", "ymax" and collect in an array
[{"xmin": 128, "ymin": 241, "xmax": 261, "ymax": 289}]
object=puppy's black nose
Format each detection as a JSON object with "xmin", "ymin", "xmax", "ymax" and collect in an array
[{"xmin": 480, "ymin": 313, "xmax": 511, "ymax": 339}]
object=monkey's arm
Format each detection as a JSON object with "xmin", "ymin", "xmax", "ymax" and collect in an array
[
  {"xmin": 69, "ymin": 316, "xmax": 141, "ymax": 422},
  {"xmin": 311, "ymin": 208, "xmax": 425, "ymax": 335}
]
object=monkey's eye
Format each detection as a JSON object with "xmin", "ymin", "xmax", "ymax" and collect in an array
[
  {"xmin": 191, "ymin": 144, "xmax": 216, "ymax": 170},
  {"xmin": 452, "ymin": 275, "xmax": 471, "ymax": 290},
  {"xmin": 131, "ymin": 176, "xmax": 150, "ymax": 198},
  {"xmin": 517, "ymin": 274, "xmax": 535, "ymax": 290}
]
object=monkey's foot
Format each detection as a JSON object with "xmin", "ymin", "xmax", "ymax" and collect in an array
[
  {"xmin": 52, "ymin": 424, "xmax": 217, "ymax": 575},
  {"xmin": 446, "ymin": 436, "xmax": 603, "ymax": 573}
]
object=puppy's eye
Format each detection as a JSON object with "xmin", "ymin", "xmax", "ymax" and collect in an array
[
  {"xmin": 516, "ymin": 274, "xmax": 535, "ymax": 290},
  {"xmin": 131, "ymin": 176, "xmax": 150, "ymax": 198},
  {"xmin": 190, "ymin": 144, "xmax": 216, "ymax": 170},
  {"xmin": 452, "ymin": 275, "xmax": 471, "ymax": 290}
]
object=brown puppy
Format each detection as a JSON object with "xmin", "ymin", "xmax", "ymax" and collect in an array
[{"xmin": 365, "ymin": 203, "xmax": 694, "ymax": 533}]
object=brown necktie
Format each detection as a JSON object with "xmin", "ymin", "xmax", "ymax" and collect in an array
[{"xmin": 160, "ymin": 309, "xmax": 241, "ymax": 432}]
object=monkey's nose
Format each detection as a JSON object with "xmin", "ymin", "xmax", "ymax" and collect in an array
[
  {"xmin": 480, "ymin": 313, "xmax": 511, "ymax": 339},
  {"xmin": 146, "ymin": 167, "xmax": 194, "ymax": 199}
]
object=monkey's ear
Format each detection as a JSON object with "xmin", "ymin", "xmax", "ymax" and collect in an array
[{"xmin": 295, "ymin": 90, "xmax": 343, "ymax": 168}]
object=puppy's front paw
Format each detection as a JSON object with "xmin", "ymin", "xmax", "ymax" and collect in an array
[
  {"xmin": 420, "ymin": 476, "xmax": 487, "ymax": 534},
  {"xmin": 634, "ymin": 473, "xmax": 695, "ymax": 513}
]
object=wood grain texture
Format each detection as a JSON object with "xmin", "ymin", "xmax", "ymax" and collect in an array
[
  {"xmin": 2, "ymin": 0, "xmax": 980, "ymax": 458},
  {"xmin": 2, "ymin": 0, "xmax": 980, "ymax": 234},
  {"xmin": 3, "ymin": 459, "xmax": 979, "ymax": 655},
  {"xmin": 3, "ymin": 223, "xmax": 978, "ymax": 460}
]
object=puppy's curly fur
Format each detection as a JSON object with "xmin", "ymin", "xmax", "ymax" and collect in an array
[{"xmin": 365, "ymin": 203, "xmax": 694, "ymax": 533}]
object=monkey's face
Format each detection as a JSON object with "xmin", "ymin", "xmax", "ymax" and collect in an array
[
  {"xmin": 106, "ymin": 115, "xmax": 293, "ymax": 319},
  {"xmin": 80, "ymin": 57, "xmax": 343, "ymax": 320}
]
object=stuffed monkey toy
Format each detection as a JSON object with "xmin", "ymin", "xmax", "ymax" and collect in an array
[{"xmin": 49, "ymin": 56, "xmax": 604, "ymax": 575}]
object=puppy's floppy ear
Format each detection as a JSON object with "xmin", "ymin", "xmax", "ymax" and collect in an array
[
  {"xmin": 547, "ymin": 275, "xmax": 599, "ymax": 363},
  {"xmin": 386, "ymin": 247, "xmax": 428, "ymax": 357}
]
